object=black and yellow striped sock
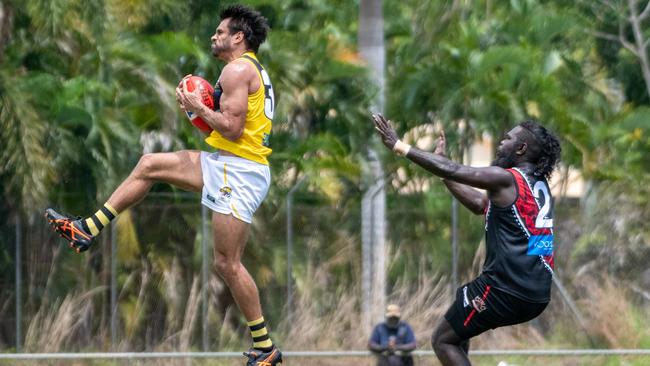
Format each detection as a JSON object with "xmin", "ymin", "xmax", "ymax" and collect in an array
[
  {"xmin": 81, "ymin": 203, "xmax": 118, "ymax": 236},
  {"xmin": 248, "ymin": 317, "xmax": 273, "ymax": 352}
]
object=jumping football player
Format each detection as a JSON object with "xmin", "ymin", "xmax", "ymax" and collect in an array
[
  {"xmin": 372, "ymin": 113, "xmax": 561, "ymax": 366},
  {"xmin": 46, "ymin": 5, "xmax": 281, "ymax": 365}
]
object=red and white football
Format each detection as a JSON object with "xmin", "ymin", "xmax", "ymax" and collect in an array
[{"xmin": 183, "ymin": 76, "xmax": 214, "ymax": 133}]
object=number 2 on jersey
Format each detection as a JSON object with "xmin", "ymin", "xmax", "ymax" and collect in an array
[{"xmin": 532, "ymin": 181, "xmax": 553, "ymax": 229}]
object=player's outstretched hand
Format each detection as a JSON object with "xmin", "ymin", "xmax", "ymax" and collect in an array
[
  {"xmin": 372, "ymin": 113, "xmax": 399, "ymax": 150},
  {"xmin": 434, "ymin": 129, "xmax": 447, "ymax": 157}
]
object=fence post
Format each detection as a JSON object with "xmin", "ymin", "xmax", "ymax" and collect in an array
[
  {"xmin": 451, "ymin": 198, "xmax": 459, "ymax": 290},
  {"xmin": 15, "ymin": 214, "xmax": 22, "ymax": 352},
  {"xmin": 201, "ymin": 204, "xmax": 210, "ymax": 351},
  {"xmin": 286, "ymin": 176, "xmax": 306, "ymax": 325},
  {"xmin": 111, "ymin": 220, "xmax": 118, "ymax": 349}
]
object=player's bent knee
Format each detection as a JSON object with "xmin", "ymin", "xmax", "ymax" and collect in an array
[
  {"xmin": 431, "ymin": 336, "xmax": 450, "ymax": 357},
  {"xmin": 214, "ymin": 255, "xmax": 241, "ymax": 279},
  {"xmin": 431, "ymin": 324, "xmax": 453, "ymax": 352},
  {"xmin": 135, "ymin": 153, "xmax": 159, "ymax": 178}
]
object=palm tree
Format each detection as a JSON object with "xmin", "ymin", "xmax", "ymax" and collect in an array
[{"xmin": 0, "ymin": 0, "xmax": 214, "ymax": 349}]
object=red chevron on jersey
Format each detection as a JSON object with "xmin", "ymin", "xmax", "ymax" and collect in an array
[{"xmin": 508, "ymin": 168, "xmax": 554, "ymax": 262}]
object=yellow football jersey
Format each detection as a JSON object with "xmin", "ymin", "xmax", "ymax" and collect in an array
[{"xmin": 205, "ymin": 52, "xmax": 274, "ymax": 165}]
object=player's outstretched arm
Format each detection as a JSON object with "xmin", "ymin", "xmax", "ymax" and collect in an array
[
  {"xmin": 176, "ymin": 62, "xmax": 249, "ymax": 141},
  {"xmin": 441, "ymin": 180, "xmax": 488, "ymax": 215},
  {"xmin": 432, "ymin": 129, "xmax": 488, "ymax": 215},
  {"xmin": 372, "ymin": 113, "xmax": 512, "ymax": 193}
]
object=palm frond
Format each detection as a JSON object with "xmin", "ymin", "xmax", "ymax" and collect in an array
[{"xmin": 0, "ymin": 70, "xmax": 55, "ymax": 211}]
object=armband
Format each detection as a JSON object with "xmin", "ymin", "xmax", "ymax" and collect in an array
[{"xmin": 393, "ymin": 140, "xmax": 412, "ymax": 156}]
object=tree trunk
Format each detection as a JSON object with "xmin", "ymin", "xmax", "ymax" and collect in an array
[
  {"xmin": 359, "ymin": 0, "xmax": 385, "ymax": 112},
  {"xmin": 628, "ymin": 0, "xmax": 650, "ymax": 99},
  {"xmin": 359, "ymin": 0, "xmax": 386, "ymax": 330}
]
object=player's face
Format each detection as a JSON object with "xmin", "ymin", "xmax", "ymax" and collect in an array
[
  {"xmin": 211, "ymin": 19, "xmax": 236, "ymax": 58},
  {"xmin": 492, "ymin": 127, "xmax": 522, "ymax": 169}
]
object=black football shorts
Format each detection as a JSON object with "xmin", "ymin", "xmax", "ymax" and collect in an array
[{"xmin": 444, "ymin": 276, "xmax": 548, "ymax": 340}]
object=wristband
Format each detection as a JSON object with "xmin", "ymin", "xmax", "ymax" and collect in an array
[{"xmin": 393, "ymin": 140, "xmax": 412, "ymax": 156}]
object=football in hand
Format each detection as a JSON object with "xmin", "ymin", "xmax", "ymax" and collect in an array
[{"xmin": 182, "ymin": 76, "xmax": 214, "ymax": 133}]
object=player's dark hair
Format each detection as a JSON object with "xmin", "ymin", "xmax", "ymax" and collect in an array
[
  {"xmin": 220, "ymin": 4, "xmax": 269, "ymax": 53},
  {"xmin": 519, "ymin": 120, "xmax": 561, "ymax": 179}
]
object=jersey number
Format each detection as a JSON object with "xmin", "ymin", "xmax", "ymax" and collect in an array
[
  {"xmin": 532, "ymin": 181, "xmax": 553, "ymax": 229},
  {"xmin": 260, "ymin": 69, "xmax": 274, "ymax": 119}
]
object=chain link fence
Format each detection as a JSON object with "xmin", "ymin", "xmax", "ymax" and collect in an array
[{"xmin": 1, "ymin": 182, "xmax": 650, "ymax": 365}]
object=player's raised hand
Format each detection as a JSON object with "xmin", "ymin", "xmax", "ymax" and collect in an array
[
  {"xmin": 434, "ymin": 129, "xmax": 447, "ymax": 157},
  {"xmin": 372, "ymin": 113, "xmax": 399, "ymax": 150},
  {"xmin": 177, "ymin": 74, "xmax": 192, "ymax": 88},
  {"xmin": 175, "ymin": 85, "xmax": 186, "ymax": 111},
  {"xmin": 175, "ymin": 74, "xmax": 195, "ymax": 111}
]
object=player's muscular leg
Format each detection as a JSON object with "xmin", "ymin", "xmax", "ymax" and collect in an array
[
  {"xmin": 212, "ymin": 212, "xmax": 262, "ymax": 320},
  {"xmin": 432, "ymin": 319, "xmax": 472, "ymax": 366},
  {"xmin": 107, "ymin": 150, "xmax": 203, "ymax": 212},
  {"xmin": 460, "ymin": 339, "xmax": 470, "ymax": 354}
]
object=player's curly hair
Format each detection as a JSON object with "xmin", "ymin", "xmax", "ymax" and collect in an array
[
  {"xmin": 519, "ymin": 120, "xmax": 562, "ymax": 179},
  {"xmin": 220, "ymin": 4, "xmax": 269, "ymax": 53}
]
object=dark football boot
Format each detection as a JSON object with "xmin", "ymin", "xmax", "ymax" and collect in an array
[
  {"xmin": 243, "ymin": 346, "xmax": 282, "ymax": 366},
  {"xmin": 45, "ymin": 208, "xmax": 94, "ymax": 253}
]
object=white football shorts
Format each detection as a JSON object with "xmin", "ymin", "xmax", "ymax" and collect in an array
[{"xmin": 200, "ymin": 151, "xmax": 271, "ymax": 223}]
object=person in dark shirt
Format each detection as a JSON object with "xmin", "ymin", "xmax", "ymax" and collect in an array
[
  {"xmin": 372, "ymin": 113, "xmax": 561, "ymax": 366},
  {"xmin": 368, "ymin": 304, "xmax": 417, "ymax": 366}
]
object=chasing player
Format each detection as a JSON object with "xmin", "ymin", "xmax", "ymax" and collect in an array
[
  {"xmin": 372, "ymin": 113, "xmax": 561, "ymax": 366},
  {"xmin": 46, "ymin": 5, "xmax": 281, "ymax": 365}
]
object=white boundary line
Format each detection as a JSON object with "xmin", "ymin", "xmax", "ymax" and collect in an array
[{"xmin": 2, "ymin": 350, "xmax": 650, "ymax": 359}]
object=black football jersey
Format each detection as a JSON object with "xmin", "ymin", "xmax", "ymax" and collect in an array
[{"xmin": 482, "ymin": 167, "xmax": 554, "ymax": 303}]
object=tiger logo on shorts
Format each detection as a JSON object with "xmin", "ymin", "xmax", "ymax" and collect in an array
[{"xmin": 219, "ymin": 186, "xmax": 233, "ymax": 200}]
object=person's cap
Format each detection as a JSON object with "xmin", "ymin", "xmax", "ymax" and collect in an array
[{"xmin": 385, "ymin": 304, "xmax": 401, "ymax": 318}]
